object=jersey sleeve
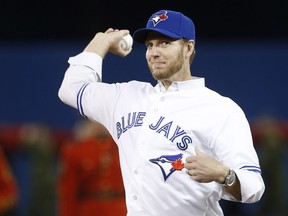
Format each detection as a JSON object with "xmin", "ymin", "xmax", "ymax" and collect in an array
[
  {"xmin": 212, "ymin": 109, "xmax": 265, "ymax": 203},
  {"xmin": 58, "ymin": 51, "xmax": 129, "ymax": 133},
  {"xmin": 77, "ymin": 81, "xmax": 128, "ymax": 132},
  {"xmin": 58, "ymin": 52, "xmax": 103, "ymax": 109}
]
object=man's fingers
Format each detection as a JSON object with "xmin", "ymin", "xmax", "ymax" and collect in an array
[{"xmin": 105, "ymin": 28, "xmax": 114, "ymax": 33}]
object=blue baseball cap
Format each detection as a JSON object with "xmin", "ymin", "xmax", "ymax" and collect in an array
[{"xmin": 133, "ymin": 10, "xmax": 196, "ymax": 44}]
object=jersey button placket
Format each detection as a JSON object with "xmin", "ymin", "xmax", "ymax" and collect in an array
[{"xmin": 132, "ymin": 165, "xmax": 141, "ymax": 203}]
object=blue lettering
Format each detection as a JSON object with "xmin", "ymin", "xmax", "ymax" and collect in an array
[
  {"xmin": 116, "ymin": 122, "xmax": 122, "ymax": 139},
  {"xmin": 177, "ymin": 135, "xmax": 192, "ymax": 150},
  {"xmin": 127, "ymin": 112, "xmax": 136, "ymax": 129},
  {"xmin": 121, "ymin": 116, "xmax": 128, "ymax": 133},
  {"xmin": 156, "ymin": 121, "xmax": 173, "ymax": 138},
  {"xmin": 116, "ymin": 111, "xmax": 147, "ymax": 139},
  {"xmin": 135, "ymin": 112, "xmax": 146, "ymax": 127},
  {"xmin": 149, "ymin": 115, "xmax": 193, "ymax": 150},
  {"xmin": 149, "ymin": 116, "xmax": 164, "ymax": 130},
  {"xmin": 117, "ymin": 113, "xmax": 193, "ymax": 151},
  {"xmin": 169, "ymin": 126, "xmax": 186, "ymax": 142}
]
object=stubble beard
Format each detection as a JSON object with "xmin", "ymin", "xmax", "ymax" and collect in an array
[{"xmin": 149, "ymin": 52, "xmax": 184, "ymax": 81}]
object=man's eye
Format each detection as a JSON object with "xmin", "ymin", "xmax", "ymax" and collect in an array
[
  {"xmin": 146, "ymin": 43, "xmax": 152, "ymax": 49},
  {"xmin": 161, "ymin": 41, "xmax": 170, "ymax": 46}
]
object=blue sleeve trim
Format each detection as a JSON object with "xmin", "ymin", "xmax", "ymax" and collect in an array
[
  {"xmin": 77, "ymin": 83, "xmax": 89, "ymax": 118},
  {"xmin": 240, "ymin": 165, "xmax": 262, "ymax": 174}
]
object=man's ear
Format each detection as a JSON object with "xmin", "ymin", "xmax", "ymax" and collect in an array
[
  {"xmin": 186, "ymin": 40, "xmax": 196, "ymax": 64},
  {"xmin": 187, "ymin": 40, "xmax": 195, "ymax": 55}
]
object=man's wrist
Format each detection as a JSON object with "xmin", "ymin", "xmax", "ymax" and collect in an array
[{"xmin": 221, "ymin": 169, "xmax": 236, "ymax": 187}]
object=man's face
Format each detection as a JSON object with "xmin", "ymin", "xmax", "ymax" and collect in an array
[{"xmin": 145, "ymin": 32, "xmax": 186, "ymax": 81}]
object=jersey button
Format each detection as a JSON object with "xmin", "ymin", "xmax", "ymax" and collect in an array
[
  {"xmin": 134, "ymin": 169, "xmax": 138, "ymax": 175},
  {"xmin": 133, "ymin": 195, "xmax": 138, "ymax": 200},
  {"xmin": 160, "ymin": 97, "xmax": 165, "ymax": 102}
]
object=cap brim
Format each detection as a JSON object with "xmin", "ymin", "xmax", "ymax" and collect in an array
[{"xmin": 133, "ymin": 28, "xmax": 182, "ymax": 44}]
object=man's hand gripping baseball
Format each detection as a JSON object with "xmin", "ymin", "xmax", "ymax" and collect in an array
[{"xmin": 84, "ymin": 28, "xmax": 132, "ymax": 58}]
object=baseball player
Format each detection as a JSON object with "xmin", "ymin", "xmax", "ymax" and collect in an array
[{"xmin": 58, "ymin": 10, "xmax": 265, "ymax": 216}]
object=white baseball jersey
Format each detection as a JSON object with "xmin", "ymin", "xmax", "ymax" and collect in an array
[{"xmin": 59, "ymin": 52, "xmax": 265, "ymax": 216}]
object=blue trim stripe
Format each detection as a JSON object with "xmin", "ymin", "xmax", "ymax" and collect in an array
[
  {"xmin": 77, "ymin": 83, "xmax": 89, "ymax": 118},
  {"xmin": 240, "ymin": 165, "xmax": 262, "ymax": 174}
]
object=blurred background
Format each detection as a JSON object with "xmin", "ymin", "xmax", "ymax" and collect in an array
[{"xmin": 0, "ymin": 0, "xmax": 288, "ymax": 215}]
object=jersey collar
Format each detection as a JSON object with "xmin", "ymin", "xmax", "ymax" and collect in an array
[{"xmin": 156, "ymin": 77, "xmax": 205, "ymax": 93}]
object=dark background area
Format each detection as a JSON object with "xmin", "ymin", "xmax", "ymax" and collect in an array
[
  {"xmin": 1, "ymin": 0, "xmax": 288, "ymax": 128},
  {"xmin": 1, "ymin": 0, "xmax": 288, "ymax": 40}
]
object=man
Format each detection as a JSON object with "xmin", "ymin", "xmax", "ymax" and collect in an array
[
  {"xmin": 57, "ymin": 120, "xmax": 126, "ymax": 216},
  {"xmin": 0, "ymin": 145, "xmax": 18, "ymax": 215},
  {"xmin": 58, "ymin": 9, "xmax": 265, "ymax": 216}
]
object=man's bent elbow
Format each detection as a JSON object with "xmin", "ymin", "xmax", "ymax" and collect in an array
[
  {"xmin": 58, "ymin": 85, "xmax": 66, "ymax": 103},
  {"xmin": 242, "ymin": 181, "xmax": 265, "ymax": 203},
  {"xmin": 58, "ymin": 85, "xmax": 74, "ymax": 107}
]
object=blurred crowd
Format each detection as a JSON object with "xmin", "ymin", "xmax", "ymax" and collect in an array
[
  {"xmin": 0, "ymin": 116, "xmax": 287, "ymax": 216},
  {"xmin": 0, "ymin": 119, "xmax": 126, "ymax": 216}
]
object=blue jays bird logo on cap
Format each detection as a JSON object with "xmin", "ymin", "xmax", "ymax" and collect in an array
[
  {"xmin": 150, "ymin": 153, "xmax": 184, "ymax": 181},
  {"xmin": 133, "ymin": 10, "xmax": 196, "ymax": 43},
  {"xmin": 150, "ymin": 11, "xmax": 168, "ymax": 27}
]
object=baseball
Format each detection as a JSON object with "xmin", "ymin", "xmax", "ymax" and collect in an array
[{"xmin": 119, "ymin": 34, "xmax": 133, "ymax": 51}]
